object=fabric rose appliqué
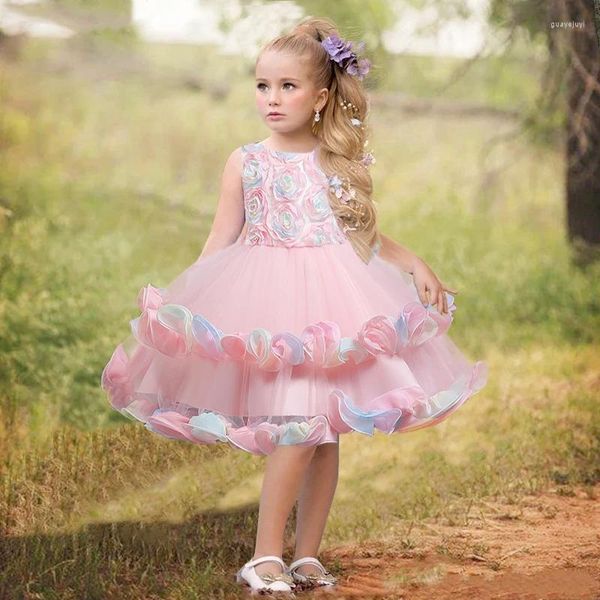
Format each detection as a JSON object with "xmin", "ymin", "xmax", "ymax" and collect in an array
[
  {"xmin": 246, "ymin": 224, "xmax": 270, "ymax": 245},
  {"xmin": 266, "ymin": 202, "xmax": 310, "ymax": 244},
  {"xmin": 272, "ymin": 164, "xmax": 308, "ymax": 202},
  {"xmin": 245, "ymin": 188, "xmax": 267, "ymax": 224},
  {"xmin": 306, "ymin": 189, "xmax": 332, "ymax": 222},
  {"xmin": 243, "ymin": 156, "xmax": 263, "ymax": 189}
]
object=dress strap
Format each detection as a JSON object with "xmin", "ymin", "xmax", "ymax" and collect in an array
[{"xmin": 241, "ymin": 141, "xmax": 261, "ymax": 154}]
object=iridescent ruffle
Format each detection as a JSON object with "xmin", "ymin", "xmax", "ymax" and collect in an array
[
  {"xmin": 101, "ymin": 343, "xmax": 488, "ymax": 456},
  {"xmin": 129, "ymin": 284, "xmax": 457, "ymax": 372}
]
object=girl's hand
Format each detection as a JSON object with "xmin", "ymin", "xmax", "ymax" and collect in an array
[{"xmin": 411, "ymin": 258, "xmax": 458, "ymax": 316}]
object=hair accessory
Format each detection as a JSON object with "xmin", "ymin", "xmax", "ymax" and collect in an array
[
  {"xmin": 321, "ymin": 35, "xmax": 371, "ymax": 80},
  {"xmin": 338, "ymin": 98, "xmax": 365, "ymax": 128},
  {"xmin": 328, "ymin": 174, "xmax": 356, "ymax": 204},
  {"xmin": 361, "ymin": 151, "xmax": 376, "ymax": 166},
  {"xmin": 338, "ymin": 98, "xmax": 358, "ymax": 115}
]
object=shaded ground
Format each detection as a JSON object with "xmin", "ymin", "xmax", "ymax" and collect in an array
[{"xmin": 286, "ymin": 484, "xmax": 600, "ymax": 599}]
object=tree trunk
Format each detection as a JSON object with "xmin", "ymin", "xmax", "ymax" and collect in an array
[{"xmin": 564, "ymin": 0, "xmax": 600, "ymax": 262}]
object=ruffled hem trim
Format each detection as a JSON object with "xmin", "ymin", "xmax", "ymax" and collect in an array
[
  {"xmin": 128, "ymin": 284, "xmax": 457, "ymax": 372},
  {"xmin": 101, "ymin": 344, "xmax": 488, "ymax": 455}
]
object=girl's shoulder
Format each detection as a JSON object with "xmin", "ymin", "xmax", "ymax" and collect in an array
[{"xmin": 222, "ymin": 142, "xmax": 263, "ymax": 174}]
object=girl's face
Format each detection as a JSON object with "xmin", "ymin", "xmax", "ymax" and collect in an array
[{"xmin": 255, "ymin": 50, "xmax": 328, "ymax": 135}]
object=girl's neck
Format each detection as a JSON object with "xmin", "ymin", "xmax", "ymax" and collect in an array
[{"xmin": 264, "ymin": 133, "xmax": 319, "ymax": 153}]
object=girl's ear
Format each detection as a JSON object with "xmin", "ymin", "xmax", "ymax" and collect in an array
[{"xmin": 315, "ymin": 87, "xmax": 329, "ymax": 112}]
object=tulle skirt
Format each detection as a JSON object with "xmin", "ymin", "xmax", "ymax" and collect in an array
[{"xmin": 101, "ymin": 238, "xmax": 488, "ymax": 455}]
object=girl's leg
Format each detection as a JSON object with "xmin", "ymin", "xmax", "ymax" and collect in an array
[
  {"xmin": 252, "ymin": 444, "xmax": 317, "ymax": 577},
  {"xmin": 292, "ymin": 441, "xmax": 340, "ymax": 576}
]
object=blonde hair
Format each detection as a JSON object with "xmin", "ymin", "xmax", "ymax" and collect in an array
[{"xmin": 256, "ymin": 16, "xmax": 381, "ymax": 264}]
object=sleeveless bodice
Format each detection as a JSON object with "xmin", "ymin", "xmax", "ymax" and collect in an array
[{"xmin": 241, "ymin": 142, "xmax": 347, "ymax": 248}]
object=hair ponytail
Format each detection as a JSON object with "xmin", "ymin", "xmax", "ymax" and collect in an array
[{"xmin": 258, "ymin": 16, "xmax": 381, "ymax": 264}]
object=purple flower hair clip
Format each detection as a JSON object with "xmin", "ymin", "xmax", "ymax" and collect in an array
[{"xmin": 321, "ymin": 35, "xmax": 371, "ymax": 80}]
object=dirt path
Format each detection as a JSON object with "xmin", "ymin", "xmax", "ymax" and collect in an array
[{"xmin": 305, "ymin": 484, "xmax": 600, "ymax": 599}]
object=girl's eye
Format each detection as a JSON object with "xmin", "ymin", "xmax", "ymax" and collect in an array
[{"xmin": 256, "ymin": 82, "xmax": 296, "ymax": 91}]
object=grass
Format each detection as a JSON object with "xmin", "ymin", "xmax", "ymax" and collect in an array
[{"xmin": 0, "ymin": 31, "xmax": 598, "ymax": 599}]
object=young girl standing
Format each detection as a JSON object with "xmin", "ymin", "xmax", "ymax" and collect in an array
[{"xmin": 101, "ymin": 15, "xmax": 488, "ymax": 594}]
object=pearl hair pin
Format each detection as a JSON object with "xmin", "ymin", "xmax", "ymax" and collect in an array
[{"xmin": 339, "ymin": 98, "xmax": 358, "ymax": 115}]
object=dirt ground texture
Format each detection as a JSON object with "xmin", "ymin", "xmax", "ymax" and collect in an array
[{"xmin": 285, "ymin": 483, "xmax": 600, "ymax": 600}]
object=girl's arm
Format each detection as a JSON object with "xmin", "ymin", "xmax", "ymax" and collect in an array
[
  {"xmin": 377, "ymin": 232, "xmax": 457, "ymax": 315},
  {"xmin": 235, "ymin": 221, "xmax": 248, "ymax": 243},
  {"xmin": 377, "ymin": 233, "xmax": 421, "ymax": 273},
  {"xmin": 198, "ymin": 148, "xmax": 245, "ymax": 259}
]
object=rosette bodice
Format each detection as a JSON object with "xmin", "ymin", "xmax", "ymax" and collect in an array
[{"xmin": 241, "ymin": 142, "xmax": 347, "ymax": 248}]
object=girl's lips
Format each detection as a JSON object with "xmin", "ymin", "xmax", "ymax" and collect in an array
[{"xmin": 267, "ymin": 114, "xmax": 285, "ymax": 119}]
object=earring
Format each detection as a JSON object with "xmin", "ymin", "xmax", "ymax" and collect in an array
[{"xmin": 313, "ymin": 110, "xmax": 320, "ymax": 123}]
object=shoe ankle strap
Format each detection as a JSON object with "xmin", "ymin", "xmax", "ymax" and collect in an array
[
  {"xmin": 288, "ymin": 556, "xmax": 326, "ymax": 572},
  {"xmin": 246, "ymin": 555, "xmax": 285, "ymax": 570}
]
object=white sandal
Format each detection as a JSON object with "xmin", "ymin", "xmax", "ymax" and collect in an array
[
  {"xmin": 235, "ymin": 555, "xmax": 296, "ymax": 592},
  {"xmin": 286, "ymin": 556, "xmax": 337, "ymax": 587}
]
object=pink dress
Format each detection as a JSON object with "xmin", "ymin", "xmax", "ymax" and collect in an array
[{"xmin": 101, "ymin": 141, "xmax": 488, "ymax": 455}]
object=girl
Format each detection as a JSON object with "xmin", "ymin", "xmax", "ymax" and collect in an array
[{"xmin": 101, "ymin": 16, "xmax": 488, "ymax": 594}]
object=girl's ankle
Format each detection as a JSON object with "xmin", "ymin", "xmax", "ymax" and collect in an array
[
  {"xmin": 252, "ymin": 556, "xmax": 283, "ymax": 576},
  {"xmin": 294, "ymin": 563, "xmax": 321, "ymax": 576},
  {"xmin": 292, "ymin": 553, "xmax": 318, "ymax": 562}
]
